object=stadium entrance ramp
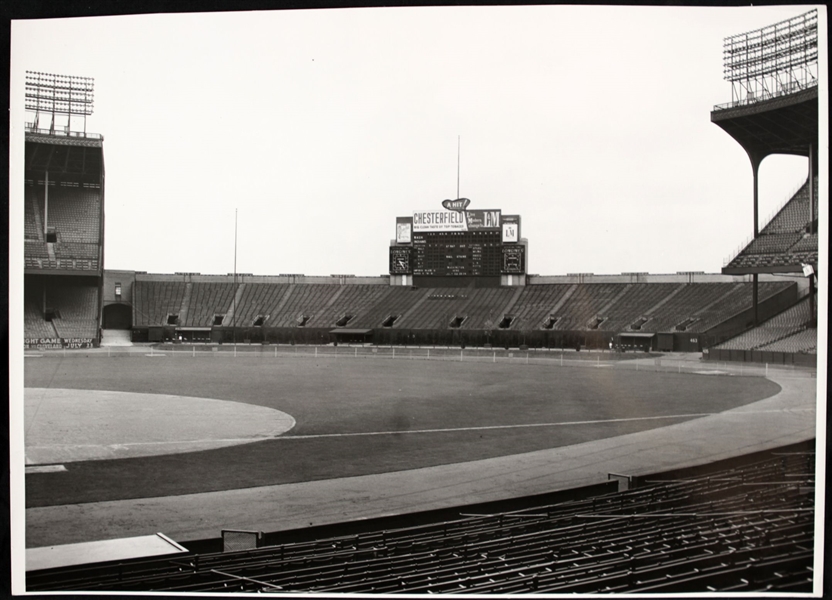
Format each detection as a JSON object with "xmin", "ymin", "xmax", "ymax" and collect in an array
[{"xmin": 99, "ymin": 329, "xmax": 132, "ymax": 346}]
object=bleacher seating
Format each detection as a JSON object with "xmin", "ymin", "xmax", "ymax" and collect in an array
[
  {"xmin": 125, "ymin": 280, "xmax": 795, "ymax": 335},
  {"xmin": 24, "ymin": 283, "xmax": 99, "ymax": 340},
  {"xmin": 313, "ymin": 284, "xmax": 392, "ymax": 327},
  {"xmin": 757, "ymin": 329, "xmax": 817, "ymax": 354},
  {"xmin": 726, "ymin": 177, "xmax": 819, "ymax": 271},
  {"xmin": 789, "ymin": 233, "xmax": 818, "ymax": 253},
  {"xmin": 742, "ymin": 232, "xmax": 804, "ymax": 254},
  {"xmin": 181, "ymin": 283, "xmax": 236, "ymax": 327},
  {"xmin": 27, "ymin": 451, "xmax": 814, "ymax": 594},
  {"xmin": 691, "ymin": 281, "xmax": 793, "ymax": 332},
  {"xmin": 546, "ymin": 284, "xmax": 622, "ymax": 330},
  {"xmin": 36, "ymin": 184, "xmax": 102, "ymax": 244},
  {"xmin": 391, "ymin": 288, "xmax": 458, "ymax": 329},
  {"xmin": 760, "ymin": 177, "xmax": 818, "ymax": 234},
  {"xmin": 53, "ymin": 242, "xmax": 99, "ymax": 260},
  {"xmin": 50, "ymin": 286, "xmax": 99, "ymax": 339},
  {"xmin": 25, "ymin": 183, "xmax": 101, "ymax": 271},
  {"xmin": 457, "ymin": 287, "xmax": 517, "ymax": 329},
  {"xmin": 715, "ymin": 297, "xmax": 815, "ymax": 352},
  {"xmin": 349, "ymin": 287, "xmax": 426, "ymax": 329},
  {"xmin": 133, "ymin": 281, "xmax": 188, "ymax": 327},
  {"xmin": 267, "ymin": 284, "xmax": 344, "ymax": 328},
  {"xmin": 24, "ymin": 300, "xmax": 58, "ymax": 339},
  {"xmin": 24, "ymin": 241, "xmax": 49, "ymax": 259},
  {"xmin": 24, "ymin": 187, "xmax": 42, "ymax": 241},
  {"xmin": 506, "ymin": 284, "xmax": 575, "ymax": 330},
  {"xmin": 594, "ymin": 283, "xmax": 679, "ymax": 331},
  {"xmin": 232, "ymin": 283, "xmax": 291, "ymax": 327},
  {"xmin": 727, "ymin": 250, "xmax": 818, "ymax": 270}
]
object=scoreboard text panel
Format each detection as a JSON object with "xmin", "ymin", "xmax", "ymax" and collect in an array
[{"xmin": 412, "ymin": 231, "xmax": 502, "ymax": 277}]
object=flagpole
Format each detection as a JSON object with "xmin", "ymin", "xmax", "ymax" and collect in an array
[
  {"xmin": 233, "ymin": 208, "xmax": 238, "ymax": 345},
  {"xmin": 457, "ymin": 135, "xmax": 460, "ymax": 199}
]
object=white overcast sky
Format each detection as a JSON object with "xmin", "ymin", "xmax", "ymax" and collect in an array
[{"xmin": 10, "ymin": 5, "xmax": 826, "ymax": 277}]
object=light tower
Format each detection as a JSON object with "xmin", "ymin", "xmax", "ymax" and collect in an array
[{"xmin": 25, "ymin": 71, "xmax": 95, "ymax": 136}]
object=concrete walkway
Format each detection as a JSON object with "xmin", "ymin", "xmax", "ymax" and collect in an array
[{"xmin": 25, "ymin": 369, "xmax": 816, "ymax": 548}]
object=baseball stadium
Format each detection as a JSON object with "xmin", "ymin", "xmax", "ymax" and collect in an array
[{"xmin": 17, "ymin": 7, "xmax": 823, "ymax": 595}]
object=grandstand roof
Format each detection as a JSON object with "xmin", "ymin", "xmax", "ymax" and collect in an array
[
  {"xmin": 722, "ymin": 255, "xmax": 816, "ymax": 276},
  {"xmin": 710, "ymin": 86, "xmax": 818, "ymax": 161},
  {"xmin": 25, "ymin": 132, "xmax": 104, "ymax": 181}
]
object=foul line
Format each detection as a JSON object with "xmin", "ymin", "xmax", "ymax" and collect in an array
[
  {"xmin": 283, "ymin": 413, "xmax": 719, "ymax": 439},
  {"xmin": 283, "ymin": 408, "xmax": 813, "ymax": 440}
]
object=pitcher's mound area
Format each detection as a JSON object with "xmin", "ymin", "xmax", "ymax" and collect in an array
[{"xmin": 25, "ymin": 388, "xmax": 295, "ymax": 465}]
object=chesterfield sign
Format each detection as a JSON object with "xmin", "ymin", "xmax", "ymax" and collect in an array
[{"xmin": 413, "ymin": 199, "xmax": 501, "ymax": 233}]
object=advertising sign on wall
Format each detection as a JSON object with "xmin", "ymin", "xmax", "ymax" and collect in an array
[
  {"xmin": 395, "ymin": 217, "xmax": 412, "ymax": 243},
  {"xmin": 412, "ymin": 209, "xmax": 501, "ymax": 232},
  {"xmin": 412, "ymin": 210, "xmax": 467, "ymax": 232},
  {"xmin": 501, "ymin": 215, "xmax": 521, "ymax": 243},
  {"xmin": 24, "ymin": 338, "xmax": 95, "ymax": 350},
  {"xmin": 465, "ymin": 210, "xmax": 501, "ymax": 231}
]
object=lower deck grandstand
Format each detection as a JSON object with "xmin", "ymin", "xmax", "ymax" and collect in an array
[
  {"xmin": 27, "ymin": 444, "xmax": 814, "ymax": 594},
  {"xmin": 24, "ymin": 276, "xmax": 100, "ymax": 343},
  {"xmin": 712, "ymin": 296, "xmax": 817, "ymax": 354}
]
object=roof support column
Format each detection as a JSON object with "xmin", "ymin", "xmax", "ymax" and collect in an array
[
  {"xmin": 752, "ymin": 273, "xmax": 759, "ymax": 327},
  {"xmin": 808, "ymin": 143, "xmax": 814, "ymax": 235},
  {"xmin": 747, "ymin": 153, "xmax": 764, "ymax": 238},
  {"xmin": 43, "ymin": 170, "xmax": 49, "ymax": 236},
  {"xmin": 809, "ymin": 273, "xmax": 815, "ymax": 328}
]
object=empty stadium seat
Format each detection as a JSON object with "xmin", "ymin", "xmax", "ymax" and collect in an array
[{"xmin": 26, "ymin": 451, "xmax": 814, "ymax": 594}]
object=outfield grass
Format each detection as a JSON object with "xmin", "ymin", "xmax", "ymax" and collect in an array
[{"xmin": 24, "ymin": 354, "xmax": 780, "ymax": 507}]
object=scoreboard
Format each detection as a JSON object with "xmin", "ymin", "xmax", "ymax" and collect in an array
[
  {"xmin": 390, "ymin": 205, "xmax": 525, "ymax": 278},
  {"xmin": 413, "ymin": 230, "xmax": 502, "ymax": 276}
]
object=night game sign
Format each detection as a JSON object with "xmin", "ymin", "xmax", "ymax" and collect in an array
[{"xmin": 25, "ymin": 338, "xmax": 95, "ymax": 350}]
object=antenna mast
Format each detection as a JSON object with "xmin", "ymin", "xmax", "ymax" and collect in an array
[{"xmin": 456, "ymin": 135, "xmax": 460, "ymax": 199}]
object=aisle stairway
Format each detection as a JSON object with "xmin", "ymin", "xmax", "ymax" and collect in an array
[{"xmin": 100, "ymin": 329, "xmax": 132, "ymax": 347}]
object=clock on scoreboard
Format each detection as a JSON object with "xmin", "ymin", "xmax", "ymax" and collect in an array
[{"xmin": 389, "ymin": 246, "xmax": 412, "ymax": 274}]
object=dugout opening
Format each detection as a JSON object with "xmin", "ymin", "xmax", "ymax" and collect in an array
[
  {"xmin": 176, "ymin": 327, "xmax": 211, "ymax": 342},
  {"xmin": 618, "ymin": 332, "xmax": 655, "ymax": 352},
  {"xmin": 329, "ymin": 328, "xmax": 373, "ymax": 344}
]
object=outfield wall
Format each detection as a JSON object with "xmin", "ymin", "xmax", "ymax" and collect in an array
[
  {"xmin": 132, "ymin": 326, "xmax": 752, "ymax": 353},
  {"xmin": 705, "ymin": 347, "xmax": 816, "ymax": 368}
]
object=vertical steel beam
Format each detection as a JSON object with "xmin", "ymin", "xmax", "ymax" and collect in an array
[
  {"xmin": 808, "ymin": 143, "xmax": 814, "ymax": 234},
  {"xmin": 43, "ymin": 171, "xmax": 49, "ymax": 236},
  {"xmin": 751, "ymin": 159, "xmax": 760, "ymax": 238}
]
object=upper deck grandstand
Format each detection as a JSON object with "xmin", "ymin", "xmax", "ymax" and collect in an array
[
  {"xmin": 712, "ymin": 9, "xmax": 818, "ymax": 273},
  {"xmin": 709, "ymin": 8, "xmax": 821, "ymax": 361}
]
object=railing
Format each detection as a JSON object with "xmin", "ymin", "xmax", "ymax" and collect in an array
[
  {"xmin": 722, "ymin": 178, "xmax": 809, "ymax": 267},
  {"xmin": 25, "ymin": 123, "xmax": 103, "ymax": 140},
  {"xmin": 712, "ymin": 80, "xmax": 817, "ymax": 112},
  {"xmin": 23, "ymin": 343, "xmax": 818, "ymax": 379}
]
